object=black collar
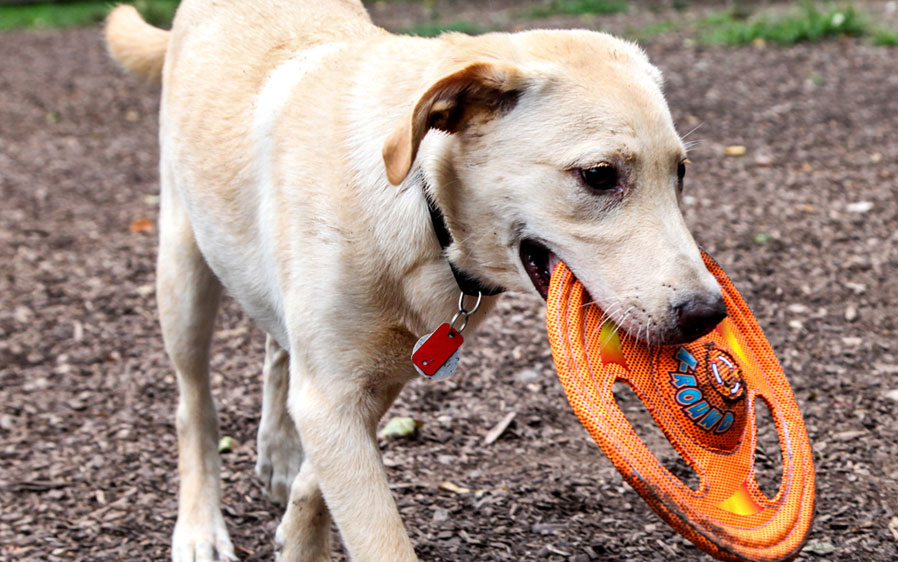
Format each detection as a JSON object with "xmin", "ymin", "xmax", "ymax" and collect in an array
[{"xmin": 420, "ymin": 179, "xmax": 505, "ymax": 297}]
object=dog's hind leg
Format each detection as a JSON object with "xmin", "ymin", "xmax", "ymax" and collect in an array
[
  {"xmin": 256, "ymin": 334, "xmax": 303, "ymax": 505},
  {"xmin": 157, "ymin": 187, "xmax": 235, "ymax": 562},
  {"xmin": 275, "ymin": 459, "xmax": 332, "ymax": 562}
]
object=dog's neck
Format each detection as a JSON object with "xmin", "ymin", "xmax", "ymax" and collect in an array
[{"xmin": 416, "ymin": 173, "xmax": 505, "ymax": 299}]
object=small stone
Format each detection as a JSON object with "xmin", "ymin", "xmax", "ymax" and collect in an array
[
  {"xmin": 754, "ymin": 153, "xmax": 774, "ymax": 166},
  {"xmin": 787, "ymin": 303, "xmax": 809, "ymax": 314},
  {"xmin": 834, "ymin": 430, "xmax": 866, "ymax": 441},
  {"xmin": 513, "ymin": 368, "xmax": 540, "ymax": 384},
  {"xmin": 14, "ymin": 305, "xmax": 33, "ymax": 323},
  {"xmin": 884, "ymin": 390, "xmax": 898, "ymax": 403},
  {"xmin": 803, "ymin": 539, "xmax": 836, "ymax": 555},
  {"xmin": 846, "ymin": 201, "xmax": 874, "ymax": 213},
  {"xmin": 841, "ymin": 336, "xmax": 862, "ymax": 347},
  {"xmin": 844, "ymin": 305, "xmax": 858, "ymax": 322},
  {"xmin": 844, "ymin": 282, "xmax": 866, "ymax": 295},
  {"xmin": 788, "ymin": 319, "xmax": 804, "ymax": 331}
]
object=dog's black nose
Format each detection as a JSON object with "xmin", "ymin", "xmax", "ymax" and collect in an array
[{"xmin": 674, "ymin": 293, "xmax": 728, "ymax": 341}]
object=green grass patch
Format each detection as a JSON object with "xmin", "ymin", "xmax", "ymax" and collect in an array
[
  {"xmin": 528, "ymin": 0, "xmax": 628, "ymax": 19},
  {"xmin": 873, "ymin": 28, "xmax": 898, "ymax": 46},
  {"xmin": 400, "ymin": 19, "xmax": 495, "ymax": 37},
  {"xmin": 699, "ymin": 2, "xmax": 868, "ymax": 46},
  {"xmin": 0, "ymin": 1, "xmax": 178, "ymax": 32},
  {"xmin": 625, "ymin": 19, "xmax": 680, "ymax": 42}
]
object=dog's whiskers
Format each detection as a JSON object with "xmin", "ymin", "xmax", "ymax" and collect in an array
[{"xmin": 682, "ymin": 122, "xmax": 704, "ymax": 140}]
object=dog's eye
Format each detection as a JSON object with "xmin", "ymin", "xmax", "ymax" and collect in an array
[
  {"xmin": 579, "ymin": 163, "xmax": 618, "ymax": 192},
  {"xmin": 677, "ymin": 159, "xmax": 688, "ymax": 192}
]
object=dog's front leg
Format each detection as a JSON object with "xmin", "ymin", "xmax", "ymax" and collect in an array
[{"xmin": 284, "ymin": 356, "xmax": 415, "ymax": 562}]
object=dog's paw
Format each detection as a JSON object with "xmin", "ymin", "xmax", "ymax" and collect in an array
[
  {"xmin": 274, "ymin": 518, "xmax": 331, "ymax": 562},
  {"xmin": 256, "ymin": 420, "xmax": 303, "ymax": 505},
  {"xmin": 172, "ymin": 514, "xmax": 237, "ymax": 562}
]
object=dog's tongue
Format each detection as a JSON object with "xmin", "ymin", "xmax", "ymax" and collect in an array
[{"xmin": 544, "ymin": 252, "xmax": 815, "ymax": 562}]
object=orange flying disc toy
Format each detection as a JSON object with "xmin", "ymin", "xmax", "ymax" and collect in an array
[{"xmin": 546, "ymin": 250, "xmax": 815, "ymax": 562}]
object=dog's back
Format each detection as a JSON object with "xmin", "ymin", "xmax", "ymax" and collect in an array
[{"xmin": 106, "ymin": 0, "xmax": 378, "ymax": 82}]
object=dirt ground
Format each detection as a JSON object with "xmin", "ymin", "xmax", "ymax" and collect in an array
[{"xmin": 2, "ymin": 1, "xmax": 898, "ymax": 560}]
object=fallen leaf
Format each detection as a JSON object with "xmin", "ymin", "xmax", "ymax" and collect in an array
[
  {"xmin": 724, "ymin": 145, "xmax": 747, "ymax": 156},
  {"xmin": 218, "ymin": 436, "xmax": 235, "ymax": 453},
  {"xmin": 439, "ymin": 481, "xmax": 471, "ymax": 494},
  {"xmin": 438, "ymin": 481, "xmax": 486, "ymax": 497},
  {"xmin": 753, "ymin": 232, "xmax": 773, "ymax": 245},
  {"xmin": 380, "ymin": 416, "xmax": 419, "ymax": 438},
  {"xmin": 129, "ymin": 217, "xmax": 154, "ymax": 233}
]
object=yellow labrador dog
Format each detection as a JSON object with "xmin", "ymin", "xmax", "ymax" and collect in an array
[{"xmin": 106, "ymin": 1, "xmax": 725, "ymax": 560}]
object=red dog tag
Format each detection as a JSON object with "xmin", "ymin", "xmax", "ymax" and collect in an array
[{"xmin": 411, "ymin": 323, "xmax": 464, "ymax": 377}]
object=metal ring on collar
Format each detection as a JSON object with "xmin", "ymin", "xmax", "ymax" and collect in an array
[
  {"xmin": 449, "ymin": 310, "xmax": 469, "ymax": 334},
  {"xmin": 457, "ymin": 290, "xmax": 482, "ymax": 316}
]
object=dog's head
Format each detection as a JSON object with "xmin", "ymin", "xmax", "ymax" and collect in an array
[{"xmin": 383, "ymin": 30, "xmax": 724, "ymax": 345}]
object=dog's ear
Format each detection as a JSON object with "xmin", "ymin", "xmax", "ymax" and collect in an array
[{"xmin": 382, "ymin": 63, "xmax": 521, "ymax": 185}]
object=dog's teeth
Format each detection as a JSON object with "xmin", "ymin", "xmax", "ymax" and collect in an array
[{"xmin": 547, "ymin": 252, "xmax": 560, "ymax": 275}]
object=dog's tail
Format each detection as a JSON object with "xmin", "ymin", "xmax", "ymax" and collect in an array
[{"xmin": 104, "ymin": 5, "xmax": 170, "ymax": 82}]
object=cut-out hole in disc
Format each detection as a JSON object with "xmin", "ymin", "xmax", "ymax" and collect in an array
[
  {"xmin": 613, "ymin": 381, "xmax": 700, "ymax": 491},
  {"xmin": 753, "ymin": 395, "xmax": 783, "ymax": 499}
]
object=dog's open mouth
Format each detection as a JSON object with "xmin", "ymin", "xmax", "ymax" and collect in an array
[{"xmin": 520, "ymin": 239, "xmax": 560, "ymax": 300}]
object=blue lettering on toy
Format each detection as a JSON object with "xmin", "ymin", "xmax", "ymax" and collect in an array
[
  {"xmin": 697, "ymin": 408, "xmax": 724, "ymax": 431},
  {"xmin": 715, "ymin": 412, "xmax": 735, "ymax": 434},
  {"xmin": 675, "ymin": 388, "xmax": 702, "ymax": 406},
  {"xmin": 685, "ymin": 400, "xmax": 711, "ymax": 420},
  {"xmin": 668, "ymin": 347, "xmax": 736, "ymax": 435},
  {"xmin": 675, "ymin": 348, "xmax": 698, "ymax": 371},
  {"xmin": 670, "ymin": 372, "xmax": 697, "ymax": 389}
]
